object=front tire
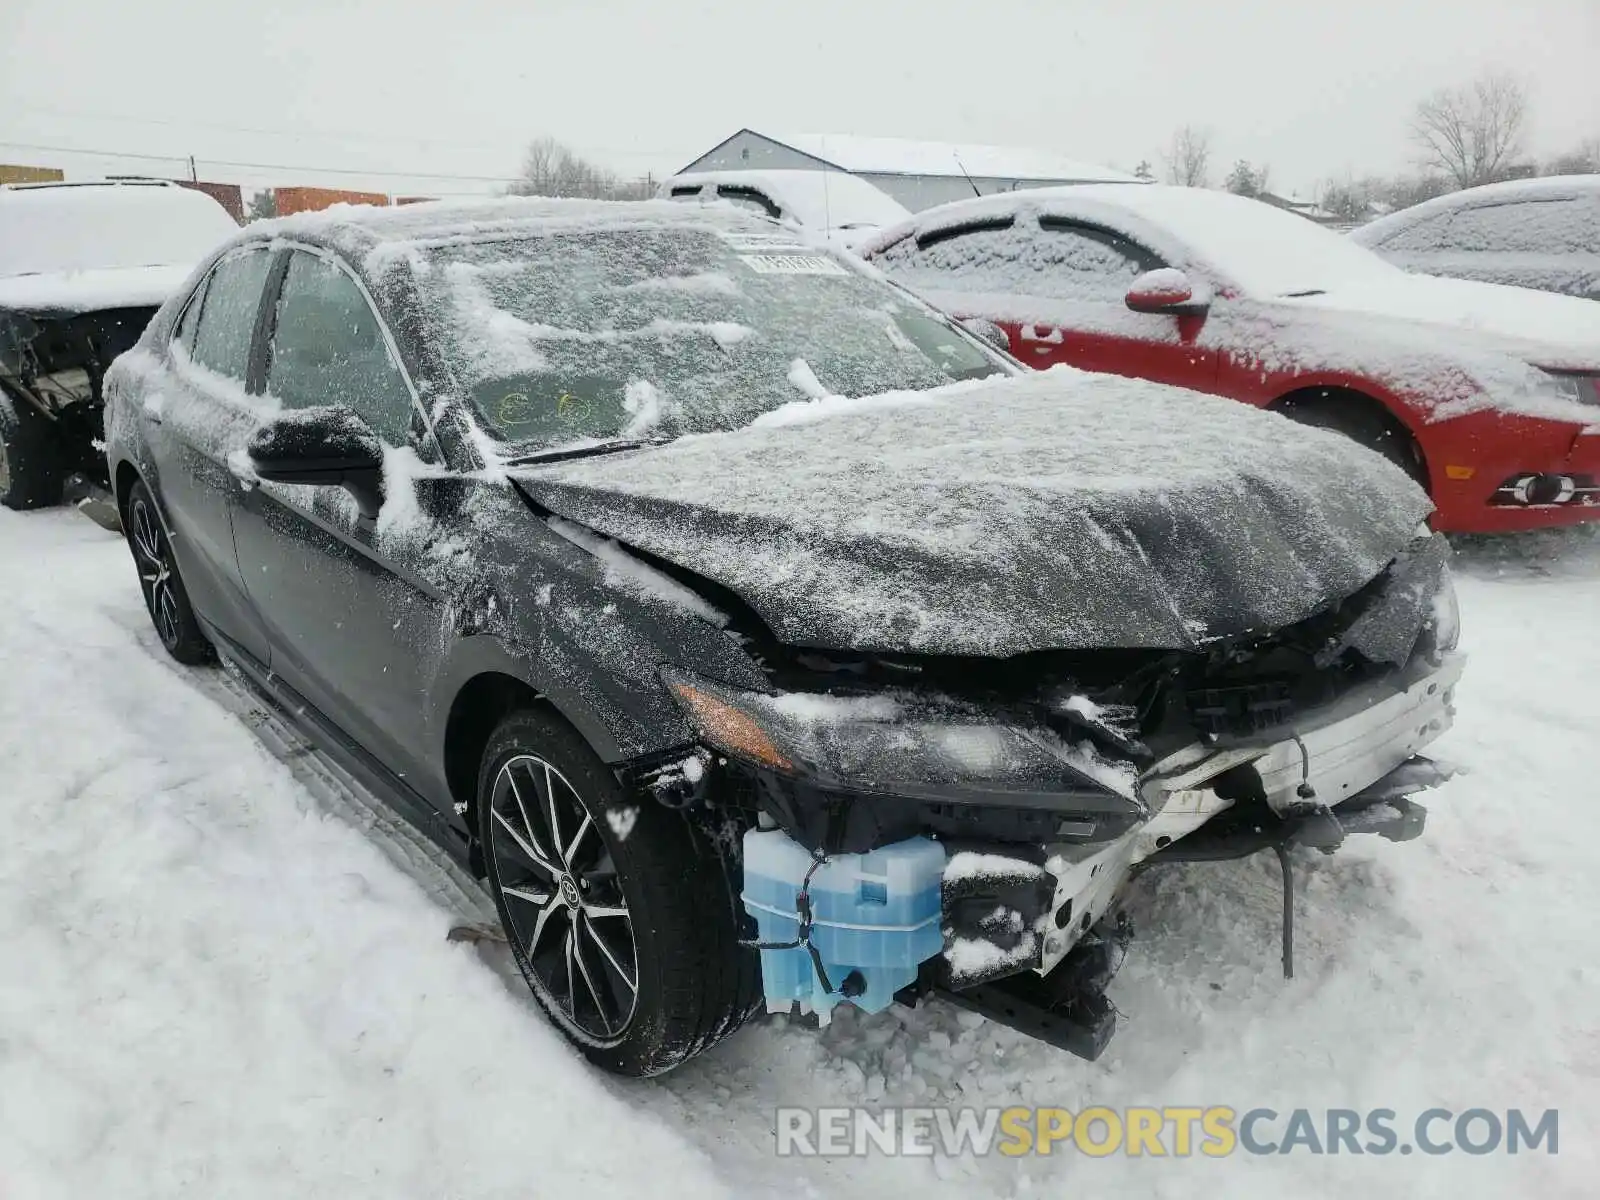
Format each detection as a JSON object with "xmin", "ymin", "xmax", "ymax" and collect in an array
[
  {"xmin": 124, "ymin": 479, "xmax": 214, "ymax": 664},
  {"xmin": 0, "ymin": 392, "xmax": 66, "ymax": 510},
  {"xmin": 477, "ymin": 709, "xmax": 757, "ymax": 1076}
]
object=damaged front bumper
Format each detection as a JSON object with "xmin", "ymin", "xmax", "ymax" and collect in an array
[{"xmin": 1013, "ymin": 651, "xmax": 1464, "ymax": 979}]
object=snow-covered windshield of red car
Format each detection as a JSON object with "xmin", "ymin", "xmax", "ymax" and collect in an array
[{"xmin": 415, "ymin": 225, "xmax": 1005, "ymax": 447}]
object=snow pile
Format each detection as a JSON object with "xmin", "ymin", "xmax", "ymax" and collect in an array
[
  {"xmin": 515, "ymin": 369, "xmax": 1431, "ymax": 656},
  {"xmin": 0, "ymin": 510, "xmax": 746, "ymax": 1200}
]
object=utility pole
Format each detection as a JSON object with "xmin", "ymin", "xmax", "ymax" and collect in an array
[{"xmin": 188, "ymin": 155, "xmax": 198, "ymax": 183}]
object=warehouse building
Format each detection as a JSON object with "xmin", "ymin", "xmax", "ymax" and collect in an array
[{"xmin": 678, "ymin": 129, "xmax": 1136, "ymax": 212}]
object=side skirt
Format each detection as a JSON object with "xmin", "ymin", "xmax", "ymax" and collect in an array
[{"xmin": 203, "ymin": 622, "xmax": 477, "ymax": 875}]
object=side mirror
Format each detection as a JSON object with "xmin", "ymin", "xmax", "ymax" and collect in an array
[
  {"xmin": 960, "ymin": 317, "xmax": 1011, "ymax": 353},
  {"xmin": 1125, "ymin": 268, "xmax": 1211, "ymax": 317},
  {"xmin": 248, "ymin": 405, "xmax": 385, "ymax": 520}
]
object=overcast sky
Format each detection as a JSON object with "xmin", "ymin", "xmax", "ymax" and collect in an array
[{"xmin": 3, "ymin": 0, "xmax": 1595, "ymax": 200}]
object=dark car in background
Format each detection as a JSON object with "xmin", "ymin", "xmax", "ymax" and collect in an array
[
  {"xmin": 0, "ymin": 179, "xmax": 239, "ymax": 510},
  {"xmin": 1350, "ymin": 175, "xmax": 1600, "ymax": 300},
  {"xmin": 104, "ymin": 198, "xmax": 1462, "ymax": 1076}
]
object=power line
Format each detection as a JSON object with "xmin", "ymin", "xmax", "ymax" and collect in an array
[
  {"xmin": 7, "ymin": 103, "xmax": 682, "ymax": 165},
  {"xmin": 0, "ymin": 138, "xmax": 526, "ymax": 184}
]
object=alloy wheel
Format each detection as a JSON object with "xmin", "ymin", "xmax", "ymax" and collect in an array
[
  {"xmin": 129, "ymin": 496, "xmax": 181, "ymax": 650},
  {"xmin": 488, "ymin": 753, "xmax": 639, "ymax": 1041}
]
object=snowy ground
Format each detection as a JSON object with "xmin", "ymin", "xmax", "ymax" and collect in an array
[{"xmin": 2, "ymin": 506, "xmax": 1596, "ymax": 1199}]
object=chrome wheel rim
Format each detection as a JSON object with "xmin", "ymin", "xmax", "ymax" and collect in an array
[
  {"xmin": 488, "ymin": 754, "xmax": 639, "ymax": 1040},
  {"xmin": 129, "ymin": 497, "xmax": 180, "ymax": 649}
]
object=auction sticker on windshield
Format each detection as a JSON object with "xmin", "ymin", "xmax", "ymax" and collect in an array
[{"xmin": 739, "ymin": 254, "xmax": 849, "ymax": 276}]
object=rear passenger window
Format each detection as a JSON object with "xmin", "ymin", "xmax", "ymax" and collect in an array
[
  {"xmin": 716, "ymin": 186, "xmax": 781, "ymax": 219},
  {"xmin": 188, "ymin": 249, "xmax": 273, "ymax": 381},
  {"xmin": 1447, "ymin": 200, "xmax": 1598, "ymax": 255},
  {"xmin": 876, "ymin": 217, "xmax": 1156, "ymax": 303},
  {"xmin": 173, "ymin": 274, "xmax": 210, "ymax": 356},
  {"xmin": 266, "ymin": 251, "xmax": 415, "ymax": 446}
]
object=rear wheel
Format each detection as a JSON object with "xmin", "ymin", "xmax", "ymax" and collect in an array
[
  {"xmin": 124, "ymin": 479, "xmax": 214, "ymax": 664},
  {"xmin": 477, "ymin": 709, "xmax": 758, "ymax": 1076},
  {"xmin": 0, "ymin": 392, "xmax": 66, "ymax": 510}
]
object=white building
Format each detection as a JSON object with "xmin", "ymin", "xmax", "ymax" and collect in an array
[{"xmin": 678, "ymin": 129, "xmax": 1138, "ymax": 212}]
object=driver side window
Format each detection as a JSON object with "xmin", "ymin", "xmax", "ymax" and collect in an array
[{"xmin": 266, "ymin": 251, "xmax": 416, "ymax": 446}]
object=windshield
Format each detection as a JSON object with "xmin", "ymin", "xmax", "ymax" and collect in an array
[
  {"xmin": 416, "ymin": 224, "xmax": 1004, "ymax": 448},
  {"xmin": 1135, "ymin": 188, "xmax": 1402, "ymax": 296},
  {"xmin": 0, "ymin": 186, "xmax": 240, "ymax": 278}
]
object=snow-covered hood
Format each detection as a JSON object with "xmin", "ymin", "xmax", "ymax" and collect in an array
[
  {"xmin": 511, "ymin": 371, "xmax": 1432, "ymax": 656},
  {"xmin": 0, "ymin": 264, "xmax": 192, "ymax": 316},
  {"xmin": 1282, "ymin": 274, "xmax": 1600, "ymax": 372}
]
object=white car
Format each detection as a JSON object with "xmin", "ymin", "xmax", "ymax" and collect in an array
[
  {"xmin": 659, "ymin": 169, "xmax": 910, "ymax": 251},
  {"xmin": 0, "ymin": 180, "xmax": 239, "ymax": 511},
  {"xmin": 1350, "ymin": 175, "xmax": 1600, "ymax": 301}
]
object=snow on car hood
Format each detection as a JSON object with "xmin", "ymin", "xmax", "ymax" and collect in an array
[
  {"xmin": 511, "ymin": 369, "xmax": 1432, "ymax": 656},
  {"xmin": 1283, "ymin": 273, "xmax": 1600, "ymax": 371},
  {"xmin": 0, "ymin": 264, "xmax": 192, "ymax": 315}
]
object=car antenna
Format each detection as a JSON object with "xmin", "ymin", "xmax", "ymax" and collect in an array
[{"xmin": 951, "ymin": 150, "xmax": 983, "ymax": 198}]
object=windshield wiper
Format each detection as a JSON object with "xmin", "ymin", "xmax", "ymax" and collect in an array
[
  {"xmin": 505, "ymin": 437, "xmax": 662, "ymax": 466},
  {"xmin": 1280, "ymin": 288, "xmax": 1327, "ymax": 298}
]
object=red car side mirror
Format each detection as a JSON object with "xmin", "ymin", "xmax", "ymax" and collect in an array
[{"xmin": 1126, "ymin": 268, "xmax": 1211, "ymax": 317}]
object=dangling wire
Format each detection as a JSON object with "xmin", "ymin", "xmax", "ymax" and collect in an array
[{"xmin": 740, "ymin": 851, "xmax": 836, "ymax": 995}]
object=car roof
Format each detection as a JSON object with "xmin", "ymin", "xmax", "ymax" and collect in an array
[
  {"xmin": 1352, "ymin": 174, "xmax": 1600, "ymax": 243},
  {"xmin": 660, "ymin": 170, "xmax": 910, "ymax": 230},
  {"xmin": 241, "ymin": 195, "xmax": 806, "ymax": 266}
]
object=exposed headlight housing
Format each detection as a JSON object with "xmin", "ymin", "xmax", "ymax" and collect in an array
[
  {"xmin": 1428, "ymin": 563, "xmax": 1462, "ymax": 654},
  {"xmin": 660, "ymin": 666, "xmax": 1141, "ymax": 812}
]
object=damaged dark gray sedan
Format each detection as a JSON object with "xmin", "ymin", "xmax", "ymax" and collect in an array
[{"xmin": 103, "ymin": 198, "xmax": 1463, "ymax": 1076}]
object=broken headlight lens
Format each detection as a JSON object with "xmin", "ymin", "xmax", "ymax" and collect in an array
[{"xmin": 659, "ymin": 666, "xmax": 1140, "ymax": 809}]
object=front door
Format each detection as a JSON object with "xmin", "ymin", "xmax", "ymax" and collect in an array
[
  {"xmin": 229, "ymin": 247, "xmax": 447, "ymax": 786},
  {"xmin": 876, "ymin": 215, "xmax": 1220, "ymax": 393}
]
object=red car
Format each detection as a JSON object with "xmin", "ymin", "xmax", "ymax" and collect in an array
[{"xmin": 861, "ymin": 185, "xmax": 1600, "ymax": 533}]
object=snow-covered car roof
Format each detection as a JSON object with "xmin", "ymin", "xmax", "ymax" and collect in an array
[
  {"xmin": 863, "ymin": 184, "xmax": 1402, "ymax": 299},
  {"xmin": 254, "ymin": 194, "xmax": 824, "ymax": 262},
  {"xmin": 761, "ymin": 133, "xmax": 1139, "ymax": 184},
  {"xmin": 0, "ymin": 181, "xmax": 239, "ymax": 279},
  {"xmin": 1350, "ymin": 174, "xmax": 1600, "ymax": 247},
  {"xmin": 0, "ymin": 181, "xmax": 241, "ymax": 313},
  {"xmin": 660, "ymin": 170, "xmax": 910, "ymax": 239}
]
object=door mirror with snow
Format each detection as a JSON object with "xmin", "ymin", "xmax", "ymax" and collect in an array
[
  {"xmin": 960, "ymin": 317, "xmax": 1012, "ymax": 353},
  {"xmin": 247, "ymin": 405, "xmax": 385, "ymax": 520},
  {"xmin": 1125, "ymin": 268, "xmax": 1210, "ymax": 317}
]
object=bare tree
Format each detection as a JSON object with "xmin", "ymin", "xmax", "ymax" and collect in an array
[
  {"xmin": 1225, "ymin": 160, "xmax": 1272, "ymax": 198},
  {"xmin": 1411, "ymin": 73, "xmax": 1529, "ymax": 189},
  {"xmin": 1133, "ymin": 159, "xmax": 1155, "ymax": 182},
  {"xmin": 1545, "ymin": 138, "xmax": 1600, "ymax": 176},
  {"xmin": 510, "ymin": 136, "xmax": 641, "ymax": 199},
  {"xmin": 1162, "ymin": 126, "xmax": 1212, "ymax": 188}
]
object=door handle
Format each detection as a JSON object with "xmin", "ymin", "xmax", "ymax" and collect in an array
[{"xmin": 1020, "ymin": 325, "xmax": 1064, "ymax": 353}]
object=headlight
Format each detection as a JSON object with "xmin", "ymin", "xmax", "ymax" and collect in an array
[{"xmin": 660, "ymin": 666, "xmax": 1141, "ymax": 810}]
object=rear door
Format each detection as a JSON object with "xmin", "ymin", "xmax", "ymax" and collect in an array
[
  {"xmin": 872, "ymin": 215, "xmax": 1218, "ymax": 392},
  {"xmin": 229, "ymin": 247, "xmax": 446, "ymax": 783},
  {"xmin": 146, "ymin": 246, "xmax": 276, "ymax": 665}
]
